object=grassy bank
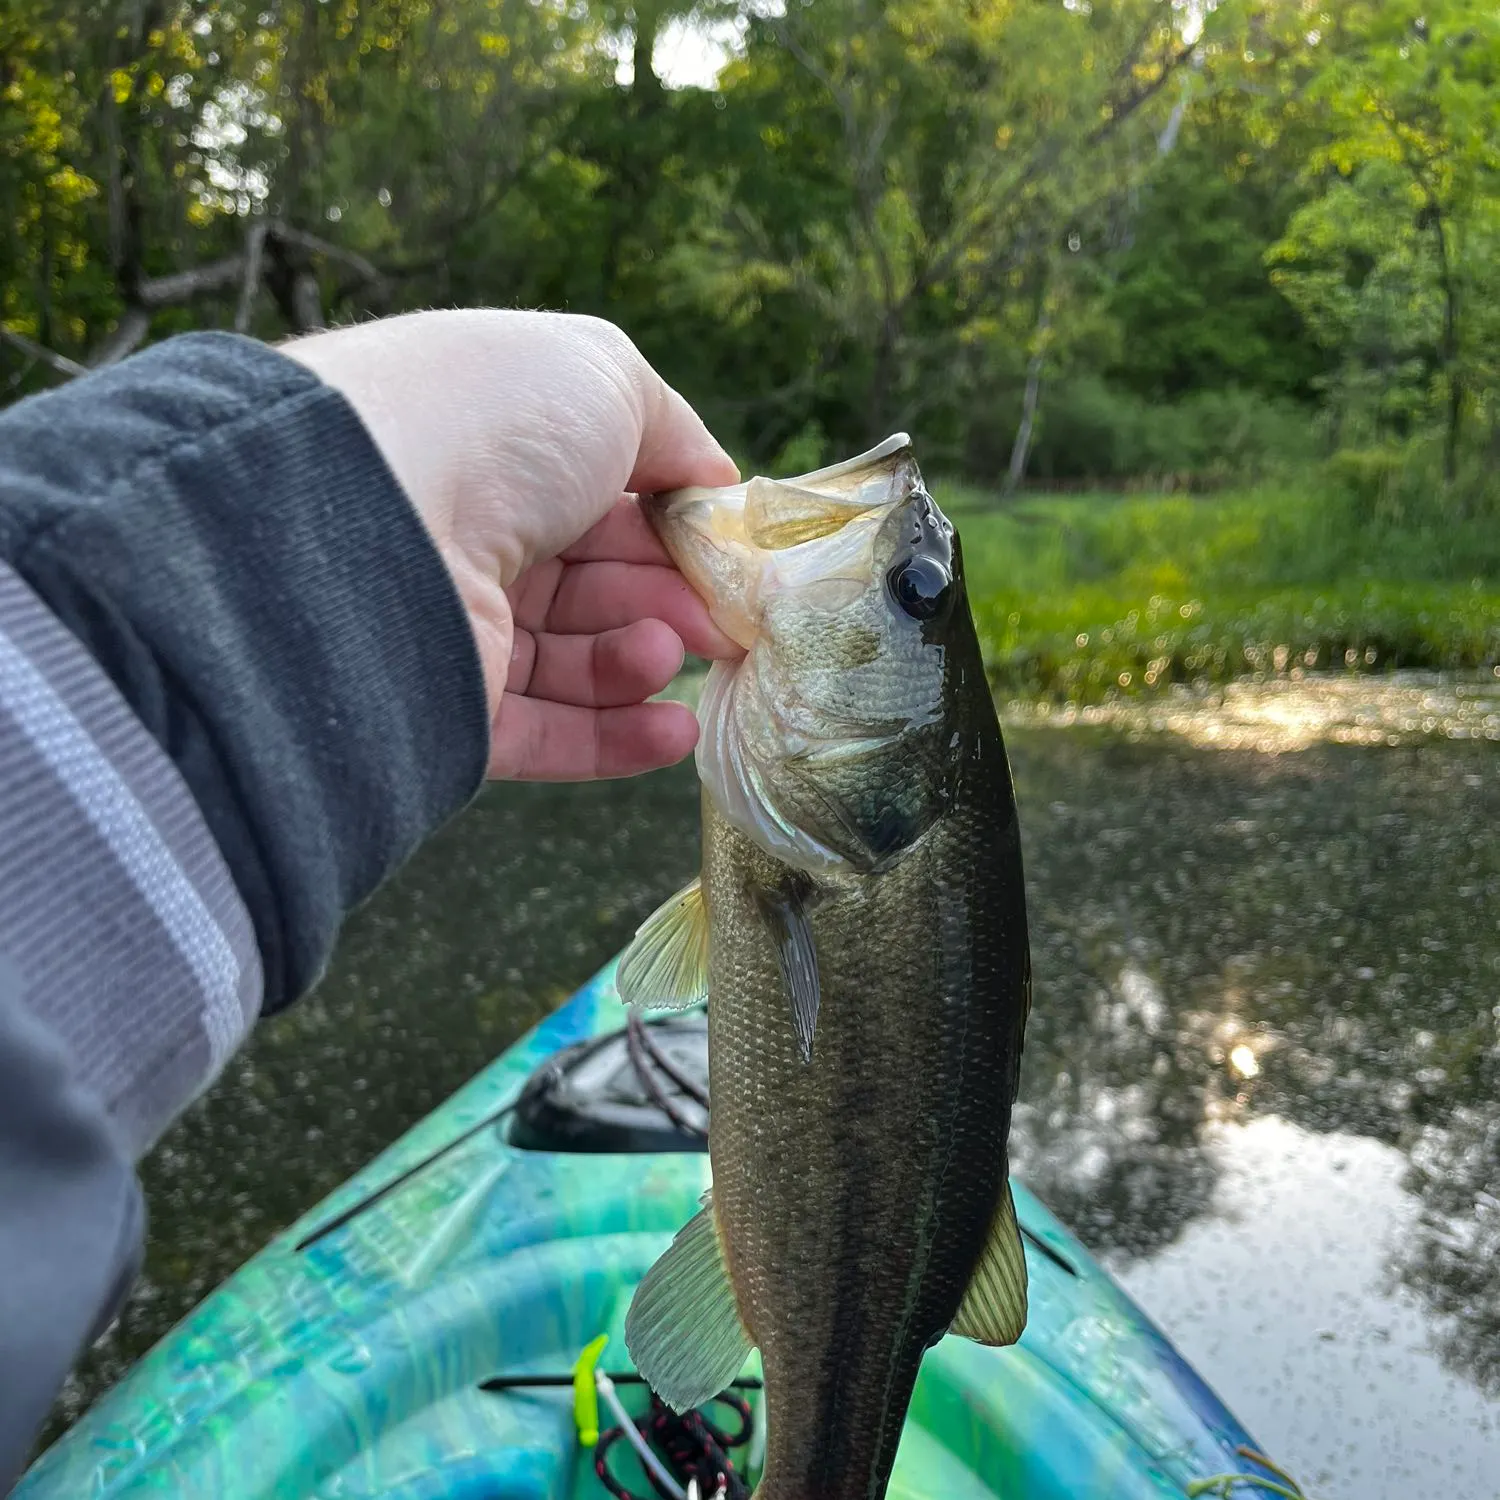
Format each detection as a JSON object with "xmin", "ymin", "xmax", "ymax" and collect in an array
[{"xmin": 934, "ymin": 483, "xmax": 1500, "ymax": 702}]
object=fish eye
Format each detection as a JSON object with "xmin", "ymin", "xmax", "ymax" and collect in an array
[{"xmin": 887, "ymin": 555, "xmax": 952, "ymax": 621}]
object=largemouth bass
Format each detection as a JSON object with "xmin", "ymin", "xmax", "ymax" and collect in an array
[{"xmin": 618, "ymin": 435, "xmax": 1031, "ymax": 1500}]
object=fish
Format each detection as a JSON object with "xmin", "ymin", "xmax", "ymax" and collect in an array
[{"xmin": 617, "ymin": 433, "xmax": 1032, "ymax": 1500}]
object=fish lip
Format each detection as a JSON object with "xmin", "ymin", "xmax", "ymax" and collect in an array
[
  {"xmin": 645, "ymin": 432, "xmax": 916, "ymax": 515},
  {"xmin": 779, "ymin": 431, "xmax": 912, "ymax": 490}
]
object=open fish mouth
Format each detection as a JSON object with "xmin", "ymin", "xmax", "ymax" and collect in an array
[{"xmin": 644, "ymin": 433, "xmax": 927, "ymax": 651}]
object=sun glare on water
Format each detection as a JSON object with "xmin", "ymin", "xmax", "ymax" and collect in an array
[{"xmin": 1228, "ymin": 1044, "xmax": 1261, "ymax": 1081}]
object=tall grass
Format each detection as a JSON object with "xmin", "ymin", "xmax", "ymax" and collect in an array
[{"xmin": 934, "ymin": 482, "xmax": 1500, "ymax": 701}]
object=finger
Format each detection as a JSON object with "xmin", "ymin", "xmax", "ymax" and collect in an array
[
  {"xmin": 559, "ymin": 499, "xmax": 673, "ymax": 567},
  {"xmin": 546, "ymin": 561, "xmax": 741, "ymax": 659},
  {"xmin": 505, "ymin": 556, "xmax": 564, "ymax": 636},
  {"xmin": 517, "ymin": 619, "xmax": 686, "ymax": 708},
  {"xmin": 612, "ymin": 342, "xmax": 739, "ymax": 493},
  {"xmin": 488, "ymin": 697, "xmax": 701, "ymax": 781}
]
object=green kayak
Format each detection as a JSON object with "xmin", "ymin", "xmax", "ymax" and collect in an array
[{"xmin": 18, "ymin": 963, "xmax": 1294, "ymax": 1499}]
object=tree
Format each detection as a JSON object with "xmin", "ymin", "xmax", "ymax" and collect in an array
[
  {"xmin": 1261, "ymin": 0, "xmax": 1500, "ymax": 479},
  {"xmin": 0, "ymin": 0, "xmax": 608, "ymax": 385},
  {"xmin": 1105, "ymin": 94, "xmax": 1326, "ymax": 402},
  {"xmin": 652, "ymin": 0, "xmax": 1203, "ymax": 469}
]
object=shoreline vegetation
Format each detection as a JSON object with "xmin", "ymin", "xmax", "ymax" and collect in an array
[
  {"xmin": 661, "ymin": 473, "xmax": 1500, "ymax": 733},
  {"xmin": 8, "ymin": 4, "xmax": 1499, "ymax": 707},
  {"xmin": 936, "ymin": 483, "xmax": 1500, "ymax": 705}
]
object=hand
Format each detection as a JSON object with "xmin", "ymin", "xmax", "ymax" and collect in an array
[{"xmin": 282, "ymin": 310, "xmax": 740, "ymax": 780}]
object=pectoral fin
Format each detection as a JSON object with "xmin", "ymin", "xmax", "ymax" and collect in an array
[
  {"xmin": 624, "ymin": 1190, "xmax": 754, "ymax": 1412},
  {"xmin": 616, "ymin": 878, "xmax": 709, "ymax": 1012},
  {"xmin": 753, "ymin": 884, "xmax": 821, "ymax": 1063},
  {"xmin": 950, "ymin": 1182, "xmax": 1029, "ymax": 1346},
  {"xmin": 745, "ymin": 477, "xmax": 874, "ymax": 550}
]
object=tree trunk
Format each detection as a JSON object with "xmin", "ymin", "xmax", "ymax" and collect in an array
[
  {"xmin": 632, "ymin": 4, "xmax": 662, "ymax": 100},
  {"xmin": 1443, "ymin": 360, "xmax": 1462, "ymax": 486},
  {"xmin": 1004, "ymin": 292, "xmax": 1052, "ymax": 496},
  {"xmin": 234, "ymin": 221, "xmax": 270, "ymax": 333},
  {"xmin": 867, "ymin": 313, "xmax": 900, "ymax": 443},
  {"xmin": 291, "ymin": 271, "xmax": 325, "ymax": 332},
  {"xmin": 1430, "ymin": 205, "xmax": 1461, "ymax": 483}
]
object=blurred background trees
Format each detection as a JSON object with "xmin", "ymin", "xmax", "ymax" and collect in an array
[{"xmin": 2, "ymin": 0, "xmax": 1497, "ymax": 514}]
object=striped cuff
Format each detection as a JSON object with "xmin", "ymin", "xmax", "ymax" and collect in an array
[{"xmin": 0, "ymin": 560, "xmax": 262, "ymax": 1160}]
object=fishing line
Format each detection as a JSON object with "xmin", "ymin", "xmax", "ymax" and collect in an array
[
  {"xmin": 625, "ymin": 1009, "xmax": 709, "ymax": 1139},
  {"xmin": 1187, "ymin": 1445, "xmax": 1311, "ymax": 1498},
  {"xmin": 294, "ymin": 1097, "xmax": 519, "ymax": 1251},
  {"xmin": 592, "ymin": 1386, "xmax": 754, "ymax": 1500},
  {"xmin": 479, "ymin": 1374, "xmax": 762, "ymax": 1391},
  {"xmin": 295, "ymin": 1025, "xmax": 635, "ymax": 1250}
]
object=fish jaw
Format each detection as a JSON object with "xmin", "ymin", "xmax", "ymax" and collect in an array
[{"xmin": 642, "ymin": 486, "xmax": 765, "ymax": 651}]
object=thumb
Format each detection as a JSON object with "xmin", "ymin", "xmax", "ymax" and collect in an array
[{"xmin": 627, "ymin": 374, "xmax": 741, "ymax": 496}]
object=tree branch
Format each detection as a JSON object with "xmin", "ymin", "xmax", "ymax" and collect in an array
[
  {"xmin": 234, "ymin": 220, "xmax": 270, "ymax": 333},
  {"xmin": 0, "ymin": 327, "xmax": 88, "ymax": 380},
  {"xmin": 914, "ymin": 22, "xmax": 1195, "ymax": 304},
  {"xmin": 90, "ymin": 307, "xmax": 152, "ymax": 366},
  {"xmin": 71, "ymin": 219, "xmax": 386, "ymax": 367},
  {"xmin": 1085, "ymin": 36, "xmax": 1197, "ymax": 148},
  {"xmin": 270, "ymin": 223, "xmax": 385, "ymax": 289},
  {"xmin": 138, "ymin": 254, "xmax": 248, "ymax": 307}
]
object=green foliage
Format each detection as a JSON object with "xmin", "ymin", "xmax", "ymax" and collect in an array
[
  {"xmin": 1256, "ymin": 0, "xmax": 1500, "ymax": 476},
  {"xmin": 1, "ymin": 0, "xmax": 1498, "ymax": 507},
  {"xmin": 947, "ymin": 485, "xmax": 1500, "ymax": 701},
  {"xmin": 1323, "ymin": 438, "xmax": 1500, "ymax": 527},
  {"xmin": 1105, "ymin": 105, "xmax": 1327, "ymax": 402},
  {"xmin": 1018, "ymin": 379, "xmax": 1316, "ymax": 487}
]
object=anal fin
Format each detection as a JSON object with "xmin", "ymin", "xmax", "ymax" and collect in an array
[
  {"xmin": 617, "ymin": 877, "xmax": 709, "ymax": 1012},
  {"xmin": 950, "ymin": 1181, "xmax": 1029, "ymax": 1347},
  {"xmin": 624, "ymin": 1190, "xmax": 754, "ymax": 1412}
]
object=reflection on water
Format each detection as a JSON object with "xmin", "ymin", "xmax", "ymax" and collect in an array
[
  {"xmin": 1002, "ymin": 695, "xmax": 1498, "ymax": 1498},
  {"xmin": 1112, "ymin": 1117, "xmax": 1499, "ymax": 1497},
  {"xmin": 43, "ymin": 679, "xmax": 1500, "ymax": 1498},
  {"xmin": 1004, "ymin": 668, "xmax": 1500, "ymax": 751},
  {"xmin": 1396, "ymin": 1104, "xmax": 1500, "ymax": 1399}
]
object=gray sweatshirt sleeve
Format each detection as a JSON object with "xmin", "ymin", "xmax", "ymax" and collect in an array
[
  {"xmin": 0, "ymin": 560, "xmax": 262, "ymax": 1481},
  {"xmin": 0, "ymin": 333, "xmax": 489, "ymax": 1015},
  {"xmin": 0, "ymin": 334, "xmax": 489, "ymax": 1483}
]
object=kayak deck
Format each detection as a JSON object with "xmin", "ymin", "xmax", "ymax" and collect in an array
[{"xmin": 19, "ymin": 964, "xmax": 1286, "ymax": 1499}]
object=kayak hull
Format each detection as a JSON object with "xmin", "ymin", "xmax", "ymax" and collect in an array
[{"xmin": 18, "ymin": 964, "xmax": 1282, "ymax": 1499}]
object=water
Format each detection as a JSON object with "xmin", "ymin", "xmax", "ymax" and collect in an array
[
  {"xmin": 45, "ymin": 675, "xmax": 1500, "ymax": 1498},
  {"xmin": 1002, "ymin": 687, "xmax": 1499, "ymax": 1496}
]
